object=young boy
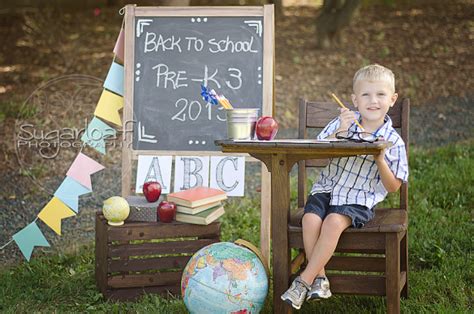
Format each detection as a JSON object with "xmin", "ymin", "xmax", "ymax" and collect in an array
[{"xmin": 281, "ymin": 64, "xmax": 409, "ymax": 310}]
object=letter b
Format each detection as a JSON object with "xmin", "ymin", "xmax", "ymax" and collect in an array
[{"xmin": 180, "ymin": 157, "xmax": 204, "ymax": 190}]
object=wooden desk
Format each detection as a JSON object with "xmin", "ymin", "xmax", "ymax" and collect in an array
[{"xmin": 215, "ymin": 139, "xmax": 391, "ymax": 313}]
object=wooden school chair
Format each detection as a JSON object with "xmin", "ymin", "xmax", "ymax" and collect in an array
[{"xmin": 288, "ymin": 98, "xmax": 410, "ymax": 313}]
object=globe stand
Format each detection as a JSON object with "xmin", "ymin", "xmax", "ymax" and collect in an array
[
  {"xmin": 235, "ymin": 239, "xmax": 270, "ymax": 277},
  {"xmin": 106, "ymin": 221, "xmax": 125, "ymax": 226}
]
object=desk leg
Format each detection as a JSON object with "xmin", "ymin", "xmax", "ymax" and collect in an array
[
  {"xmin": 261, "ymin": 165, "xmax": 271, "ymax": 268},
  {"xmin": 271, "ymin": 154, "xmax": 292, "ymax": 313}
]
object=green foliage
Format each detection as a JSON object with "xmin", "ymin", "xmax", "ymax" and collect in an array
[
  {"xmin": 221, "ymin": 197, "xmax": 262, "ymax": 245},
  {"xmin": 339, "ymin": 56, "xmax": 348, "ymax": 66},
  {"xmin": 360, "ymin": 57, "xmax": 371, "ymax": 67},
  {"xmin": 380, "ymin": 46, "xmax": 390, "ymax": 58},
  {"xmin": 292, "ymin": 55, "xmax": 301, "ymax": 64},
  {"xmin": 406, "ymin": 74, "xmax": 421, "ymax": 99},
  {"xmin": 0, "ymin": 142, "xmax": 472, "ymax": 312},
  {"xmin": 375, "ymin": 31, "xmax": 386, "ymax": 41},
  {"xmin": 0, "ymin": 101, "xmax": 37, "ymax": 123},
  {"xmin": 408, "ymin": 142, "xmax": 473, "ymax": 271}
]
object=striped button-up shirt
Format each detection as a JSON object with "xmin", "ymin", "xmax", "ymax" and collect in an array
[{"xmin": 310, "ymin": 113, "xmax": 409, "ymax": 209}]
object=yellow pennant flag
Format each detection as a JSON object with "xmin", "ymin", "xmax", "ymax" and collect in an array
[
  {"xmin": 94, "ymin": 89, "xmax": 124, "ymax": 126},
  {"xmin": 37, "ymin": 197, "xmax": 76, "ymax": 235}
]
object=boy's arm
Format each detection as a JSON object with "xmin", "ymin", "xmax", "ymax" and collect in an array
[{"xmin": 374, "ymin": 149, "xmax": 402, "ymax": 192}]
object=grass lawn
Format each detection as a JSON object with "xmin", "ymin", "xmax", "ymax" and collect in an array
[{"xmin": 0, "ymin": 141, "xmax": 472, "ymax": 313}]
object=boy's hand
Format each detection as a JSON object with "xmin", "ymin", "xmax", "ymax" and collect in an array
[
  {"xmin": 374, "ymin": 147, "xmax": 402, "ymax": 193},
  {"xmin": 374, "ymin": 148, "xmax": 386, "ymax": 164},
  {"xmin": 338, "ymin": 108, "xmax": 357, "ymax": 131}
]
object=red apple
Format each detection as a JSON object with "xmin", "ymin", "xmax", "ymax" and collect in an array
[
  {"xmin": 255, "ymin": 116, "xmax": 279, "ymax": 140},
  {"xmin": 142, "ymin": 181, "xmax": 161, "ymax": 202},
  {"xmin": 157, "ymin": 201, "xmax": 176, "ymax": 223}
]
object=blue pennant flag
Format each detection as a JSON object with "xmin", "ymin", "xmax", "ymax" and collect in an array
[
  {"xmin": 81, "ymin": 117, "xmax": 116, "ymax": 154},
  {"xmin": 200, "ymin": 84, "xmax": 218, "ymax": 105},
  {"xmin": 103, "ymin": 61, "xmax": 124, "ymax": 96},
  {"xmin": 12, "ymin": 222, "xmax": 50, "ymax": 261},
  {"xmin": 54, "ymin": 176, "xmax": 92, "ymax": 213}
]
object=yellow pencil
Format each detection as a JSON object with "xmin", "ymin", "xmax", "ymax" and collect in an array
[
  {"xmin": 330, "ymin": 93, "xmax": 365, "ymax": 131},
  {"xmin": 218, "ymin": 98, "xmax": 231, "ymax": 109},
  {"xmin": 211, "ymin": 90, "xmax": 232, "ymax": 109},
  {"xmin": 220, "ymin": 96, "xmax": 233, "ymax": 109},
  {"xmin": 219, "ymin": 99, "xmax": 231, "ymax": 109}
]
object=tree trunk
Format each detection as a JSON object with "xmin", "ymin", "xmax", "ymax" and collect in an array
[{"xmin": 315, "ymin": 0, "xmax": 361, "ymax": 49}]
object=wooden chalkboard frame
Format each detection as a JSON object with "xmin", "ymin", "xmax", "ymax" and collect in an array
[
  {"xmin": 121, "ymin": 4, "xmax": 274, "ymax": 265},
  {"xmin": 122, "ymin": 4, "xmax": 274, "ymax": 193}
]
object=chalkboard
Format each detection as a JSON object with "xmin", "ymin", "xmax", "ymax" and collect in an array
[
  {"xmin": 121, "ymin": 6, "xmax": 274, "ymax": 263},
  {"xmin": 125, "ymin": 6, "xmax": 274, "ymax": 153}
]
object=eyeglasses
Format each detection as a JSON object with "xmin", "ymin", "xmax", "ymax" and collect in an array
[{"xmin": 335, "ymin": 131, "xmax": 382, "ymax": 143}]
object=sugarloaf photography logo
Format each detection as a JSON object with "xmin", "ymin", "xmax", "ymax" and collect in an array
[
  {"xmin": 13, "ymin": 74, "xmax": 132, "ymax": 195},
  {"xmin": 16, "ymin": 118, "xmax": 120, "ymax": 159}
]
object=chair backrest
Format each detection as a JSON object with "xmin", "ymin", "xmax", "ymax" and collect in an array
[{"xmin": 297, "ymin": 98, "xmax": 410, "ymax": 210}]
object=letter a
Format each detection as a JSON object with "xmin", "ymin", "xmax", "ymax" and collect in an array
[{"xmin": 144, "ymin": 157, "xmax": 167, "ymax": 190}]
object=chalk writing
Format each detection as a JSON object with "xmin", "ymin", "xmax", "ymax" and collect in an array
[
  {"xmin": 144, "ymin": 33, "xmax": 182, "ymax": 53},
  {"xmin": 152, "ymin": 63, "xmax": 188, "ymax": 89},
  {"xmin": 132, "ymin": 16, "xmax": 264, "ymax": 151}
]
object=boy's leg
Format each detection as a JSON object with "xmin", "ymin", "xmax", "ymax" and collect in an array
[
  {"xmin": 302, "ymin": 213, "xmax": 325, "ymax": 276},
  {"xmin": 301, "ymin": 193, "xmax": 331, "ymax": 277},
  {"xmin": 281, "ymin": 194, "xmax": 329, "ymax": 309},
  {"xmin": 300, "ymin": 213, "xmax": 351, "ymax": 286}
]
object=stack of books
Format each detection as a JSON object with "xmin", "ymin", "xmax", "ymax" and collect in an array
[{"xmin": 167, "ymin": 186, "xmax": 227, "ymax": 225}]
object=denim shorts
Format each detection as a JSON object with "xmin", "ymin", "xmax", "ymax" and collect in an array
[{"xmin": 303, "ymin": 193, "xmax": 374, "ymax": 228}]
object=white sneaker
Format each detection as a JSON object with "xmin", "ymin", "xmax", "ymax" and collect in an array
[
  {"xmin": 281, "ymin": 276, "xmax": 311, "ymax": 310},
  {"xmin": 306, "ymin": 276, "xmax": 332, "ymax": 301}
]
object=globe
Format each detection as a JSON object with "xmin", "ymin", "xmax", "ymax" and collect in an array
[
  {"xmin": 181, "ymin": 241, "xmax": 269, "ymax": 313},
  {"xmin": 102, "ymin": 196, "xmax": 130, "ymax": 226}
]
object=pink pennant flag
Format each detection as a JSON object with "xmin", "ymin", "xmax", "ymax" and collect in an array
[
  {"xmin": 113, "ymin": 27, "xmax": 124, "ymax": 61},
  {"xmin": 66, "ymin": 152, "xmax": 105, "ymax": 190}
]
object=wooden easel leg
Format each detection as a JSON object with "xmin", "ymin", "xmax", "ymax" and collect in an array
[{"xmin": 385, "ymin": 233, "xmax": 401, "ymax": 314}]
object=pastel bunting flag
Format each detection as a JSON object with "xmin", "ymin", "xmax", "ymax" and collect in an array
[
  {"xmin": 113, "ymin": 27, "xmax": 124, "ymax": 61},
  {"xmin": 94, "ymin": 89, "xmax": 124, "ymax": 126},
  {"xmin": 38, "ymin": 197, "xmax": 76, "ymax": 235},
  {"xmin": 80, "ymin": 116, "xmax": 116, "ymax": 154},
  {"xmin": 54, "ymin": 176, "xmax": 92, "ymax": 213},
  {"xmin": 103, "ymin": 61, "xmax": 124, "ymax": 96},
  {"xmin": 12, "ymin": 222, "xmax": 50, "ymax": 261},
  {"xmin": 66, "ymin": 152, "xmax": 105, "ymax": 190}
]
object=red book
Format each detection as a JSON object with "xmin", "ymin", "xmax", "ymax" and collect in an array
[{"xmin": 167, "ymin": 186, "xmax": 227, "ymax": 208}]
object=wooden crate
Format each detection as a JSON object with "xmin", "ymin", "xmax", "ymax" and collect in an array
[{"xmin": 95, "ymin": 212, "xmax": 221, "ymax": 301}]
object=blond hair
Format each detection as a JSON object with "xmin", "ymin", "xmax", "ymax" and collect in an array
[{"xmin": 353, "ymin": 64, "xmax": 396, "ymax": 92}]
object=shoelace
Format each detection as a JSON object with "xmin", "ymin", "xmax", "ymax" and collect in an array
[
  {"xmin": 295, "ymin": 278, "xmax": 310, "ymax": 294},
  {"xmin": 314, "ymin": 277, "xmax": 326, "ymax": 289}
]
